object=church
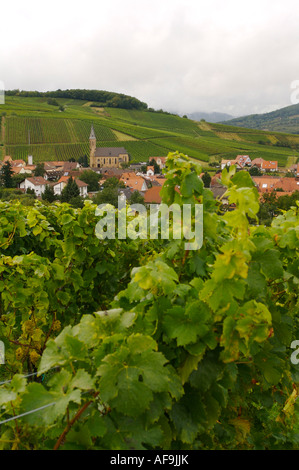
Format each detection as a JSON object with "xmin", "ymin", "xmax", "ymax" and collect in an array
[{"xmin": 89, "ymin": 125, "xmax": 130, "ymax": 168}]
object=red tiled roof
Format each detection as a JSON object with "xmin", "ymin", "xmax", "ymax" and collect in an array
[
  {"xmin": 57, "ymin": 175, "xmax": 88, "ymax": 187},
  {"xmin": 26, "ymin": 177, "xmax": 47, "ymax": 186},
  {"xmin": 252, "ymin": 176, "xmax": 299, "ymax": 193},
  {"xmin": 261, "ymin": 160, "xmax": 278, "ymax": 170},
  {"xmin": 143, "ymin": 186, "xmax": 163, "ymax": 204}
]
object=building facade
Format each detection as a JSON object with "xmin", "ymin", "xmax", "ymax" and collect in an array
[{"xmin": 89, "ymin": 125, "xmax": 129, "ymax": 168}]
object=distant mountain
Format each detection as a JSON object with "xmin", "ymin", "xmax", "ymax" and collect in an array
[
  {"xmin": 223, "ymin": 103, "xmax": 299, "ymax": 134},
  {"xmin": 187, "ymin": 111, "xmax": 235, "ymax": 123}
]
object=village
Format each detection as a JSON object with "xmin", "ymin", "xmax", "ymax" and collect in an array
[{"xmin": 0, "ymin": 126, "xmax": 299, "ymax": 205}]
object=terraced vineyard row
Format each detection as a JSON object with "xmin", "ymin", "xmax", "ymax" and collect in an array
[
  {"xmin": 106, "ymin": 107, "xmax": 201, "ymax": 136},
  {"xmin": 5, "ymin": 143, "xmax": 89, "ymax": 162},
  {"xmin": 5, "ymin": 117, "xmax": 118, "ymax": 145},
  {"xmin": 71, "ymin": 120, "xmax": 117, "ymax": 142},
  {"xmin": 98, "ymin": 118, "xmax": 174, "ymax": 140}
]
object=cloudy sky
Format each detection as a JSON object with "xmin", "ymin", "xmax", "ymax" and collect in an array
[{"xmin": 1, "ymin": 0, "xmax": 299, "ymax": 117}]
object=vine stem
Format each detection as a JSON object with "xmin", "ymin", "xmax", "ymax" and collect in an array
[
  {"xmin": 53, "ymin": 392, "xmax": 99, "ymax": 450},
  {"xmin": 40, "ymin": 315, "xmax": 56, "ymax": 354}
]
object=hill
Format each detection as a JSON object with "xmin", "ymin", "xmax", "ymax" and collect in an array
[
  {"xmin": 1, "ymin": 93, "xmax": 299, "ymax": 167},
  {"xmin": 223, "ymin": 103, "xmax": 299, "ymax": 134},
  {"xmin": 187, "ymin": 111, "xmax": 235, "ymax": 123}
]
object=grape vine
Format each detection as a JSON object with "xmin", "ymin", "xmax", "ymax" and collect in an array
[{"xmin": 0, "ymin": 152, "xmax": 298, "ymax": 450}]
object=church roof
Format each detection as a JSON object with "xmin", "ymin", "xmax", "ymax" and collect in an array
[{"xmin": 94, "ymin": 147, "xmax": 128, "ymax": 157}]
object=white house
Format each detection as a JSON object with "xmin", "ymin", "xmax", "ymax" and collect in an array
[
  {"xmin": 52, "ymin": 176, "xmax": 88, "ymax": 197},
  {"xmin": 52, "ymin": 181, "xmax": 66, "ymax": 196},
  {"xmin": 76, "ymin": 180, "xmax": 88, "ymax": 197},
  {"xmin": 221, "ymin": 155, "xmax": 251, "ymax": 170},
  {"xmin": 19, "ymin": 177, "xmax": 47, "ymax": 196},
  {"xmin": 146, "ymin": 166, "xmax": 155, "ymax": 177}
]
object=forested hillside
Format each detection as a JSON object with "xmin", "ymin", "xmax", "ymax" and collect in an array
[{"xmin": 224, "ymin": 103, "xmax": 299, "ymax": 134}]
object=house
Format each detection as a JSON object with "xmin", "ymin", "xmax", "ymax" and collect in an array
[
  {"xmin": 235, "ymin": 155, "xmax": 251, "ymax": 168},
  {"xmin": 118, "ymin": 188, "xmax": 134, "ymax": 203},
  {"xmin": 150, "ymin": 176, "xmax": 166, "ymax": 187},
  {"xmin": 221, "ymin": 155, "xmax": 251, "ymax": 170},
  {"xmin": 62, "ymin": 162, "xmax": 80, "ymax": 174},
  {"xmin": 146, "ymin": 166, "xmax": 155, "ymax": 177},
  {"xmin": 289, "ymin": 163, "xmax": 299, "ymax": 177},
  {"xmin": 89, "ymin": 126, "xmax": 129, "ymax": 168},
  {"xmin": 100, "ymin": 168, "xmax": 124, "ymax": 180},
  {"xmin": 19, "ymin": 177, "xmax": 47, "ymax": 196},
  {"xmin": 251, "ymin": 176, "xmax": 299, "ymax": 195},
  {"xmin": 128, "ymin": 163, "xmax": 143, "ymax": 172},
  {"xmin": 251, "ymin": 158, "xmax": 278, "ymax": 172},
  {"xmin": 120, "ymin": 172, "xmax": 148, "ymax": 192},
  {"xmin": 11, "ymin": 159, "xmax": 26, "ymax": 168},
  {"xmin": 209, "ymin": 172, "xmax": 228, "ymax": 202},
  {"xmin": 260, "ymin": 160, "xmax": 278, "ymax": 172},
  {"xmin": 144, "ymin": 186, "xmax": 163, "ymax": 204},
  {"xmin": 3, "ymin": 156, "xmax": 13, "ymax": 164},
  {"xmin": 251, "ymin": 158, "xmax": 264, "ymax": 168},
  {"xmin": 52, "ymin": 176, "xmax": 88, "ymax": 197},
  {"xmin": 149, "ymin": 156, "xmax": 167, "ymax": 170}
]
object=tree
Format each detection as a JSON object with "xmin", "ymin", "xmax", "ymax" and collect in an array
[
  {"xmin": 12, "ymin": 174, "xmax": 26, "ymax": 189},
  {"xmin": 34, "ymin": 163, "xmax": 45, "ymax": 177},
  {"xmin": 1, "ymin": 161, "xmax": 13, "ymax": 188},
  {"xmin": 258, "ymin": 191, "xmax": 279, "ymax": 225},
  {"xmin": 102, "ymin": 177, "xmax": 119, "ymax": 188},
  {"xmin": 130, "ymin": 190, "xmax": 145, "ymax": 205},
  {"xmin": 78, "ymin": 170, "xmax": 100, "ymax": 192},
  {"xmin": 42, "ymin": 185, "xmax": 56, "ymax": 203},
  {"xmin": 92, "ymin": 186, "xmax": 119, "ymax": 207},
  {"xmin": 61, "ymin": 177, "xmax": 80, "ymax": 202},
  {"xmin": 26, "ymin": 187, "xmax": 36, "ymax": 197},
  {"xmin": 69, "ymin": 196, "xmax": 84, "ymax": 208},
  {"xmin": 249, "ymin": 166, "xmax": 262, "ymax": 176},
  {"xmin": 78, "ymin": 155, "xmax": 89, "ymax": 168},
  {"xmin": 47, "ymin": 98, "xmax": 59, "ymax": 106},
  {"xmin": 202, "ymin": 171, "xmax": 211, "ymax": 188},
  {"xmin": 149, "ymin": 159, "xmax": 160, "ymax": 174}
]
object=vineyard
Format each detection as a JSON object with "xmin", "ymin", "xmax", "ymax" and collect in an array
[
  {"xmin": 0, "ymin": 152, "xmax": 298, "ymax": 450},
  {"xmin": 5, "ymin": 117, "xmax": 118, "ymax": 145},
  {"xmin": 1, "ymin": 96, "xmax": 299, "ymax": 165}
]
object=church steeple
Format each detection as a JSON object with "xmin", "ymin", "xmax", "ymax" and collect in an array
[
  {"xmin": 89, "ymin": 125, "xmax": 96, "ymax": 167},
  {"xmin": 89, "ymin": 124, "xmax": 96, "ymax": 140}
]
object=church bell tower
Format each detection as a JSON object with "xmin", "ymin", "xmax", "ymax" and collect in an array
[{"xmin": 89, "ymin": 125, "xmax": 96, "ymax": 167}]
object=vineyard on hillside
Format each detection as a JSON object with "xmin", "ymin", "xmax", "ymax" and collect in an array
[
  {"xmin": 0, "ymin": 153, "xmax": 298, "ymax": 450},
  {"xmin": 1, "ymin": 96, "xmax": 299, "ymax": 165}
]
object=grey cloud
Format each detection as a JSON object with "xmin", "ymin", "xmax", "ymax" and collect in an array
[{"xmin": 1, "ymin": 0, "xmax": 299, "ymax": 117}]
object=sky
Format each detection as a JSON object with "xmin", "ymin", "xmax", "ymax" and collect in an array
[{"xmin": 1, "ymin": 0, "xmax": 299, "ymax": 117}]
